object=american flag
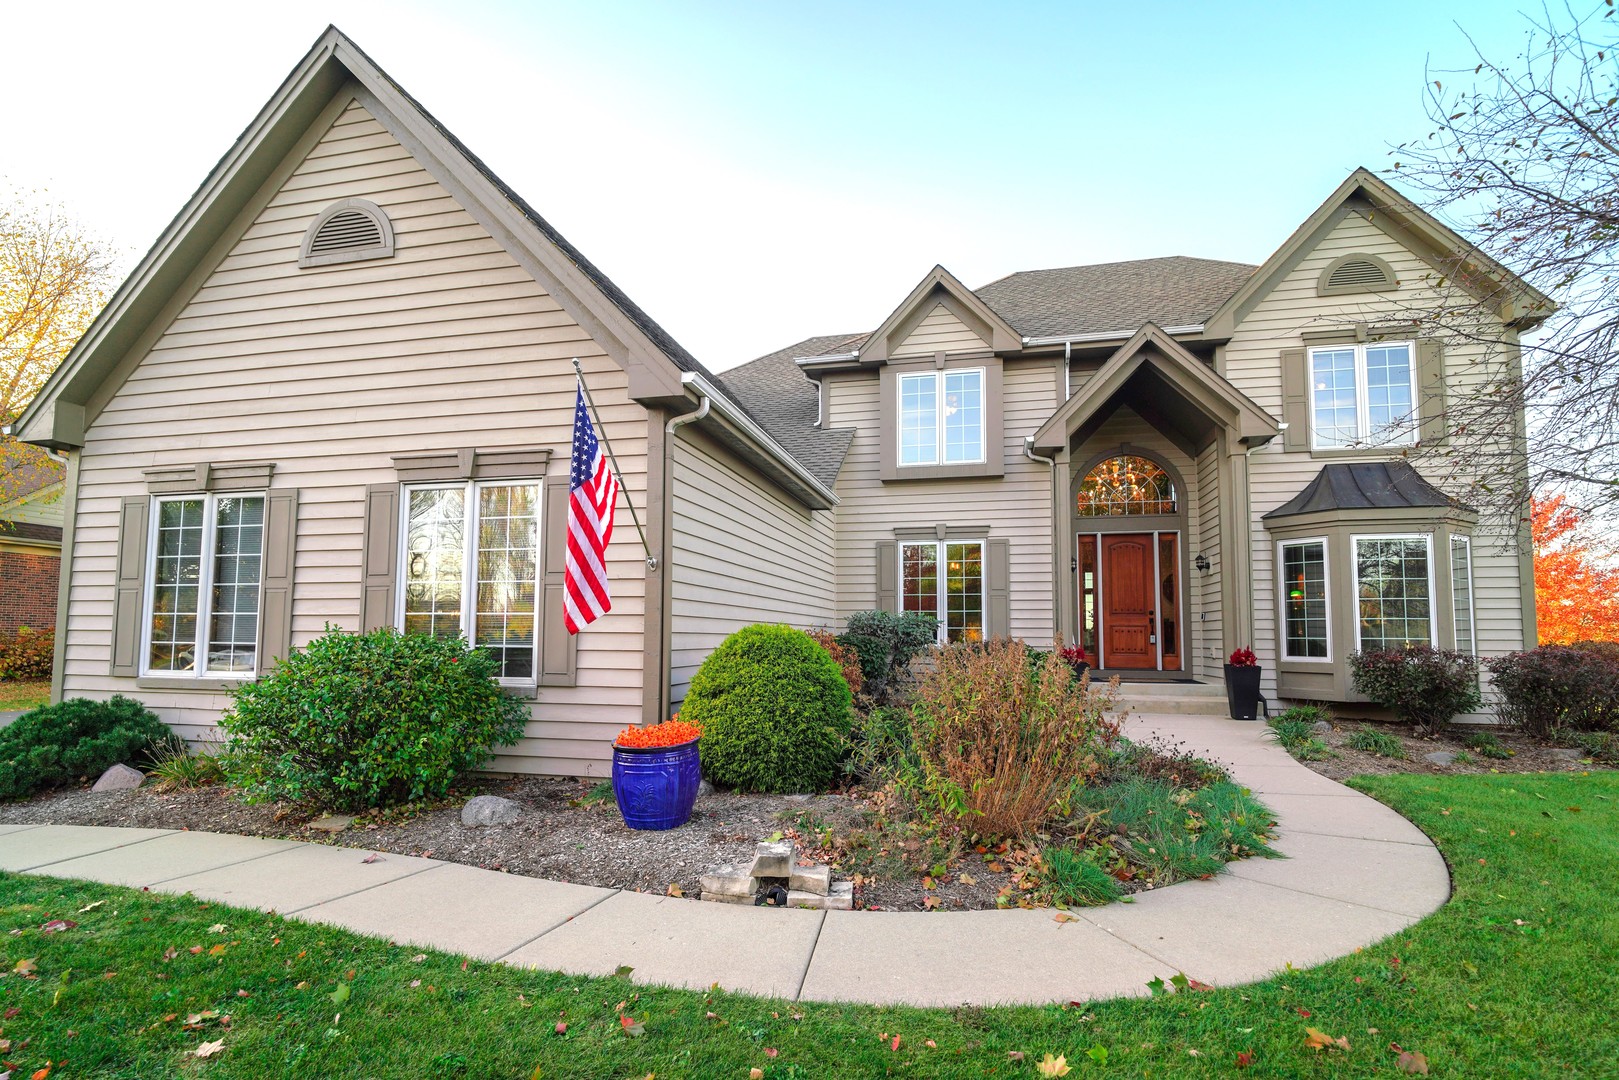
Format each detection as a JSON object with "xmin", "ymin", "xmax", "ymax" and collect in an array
[{"xmin": 564, "ymin": 382, "xmax": 618, "ymax": 634}]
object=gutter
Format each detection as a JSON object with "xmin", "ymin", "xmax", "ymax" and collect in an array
[
  {"xmin": 678, "ymin": 372, "xmax": 840, "ymax": 508},
  {"xmin": 1022, "ymin": 324, "xmax": 1205, "ymax": 347},
  {"xmin": 794, "ymin": 350, "xmax": 859, "ymax": 366}
]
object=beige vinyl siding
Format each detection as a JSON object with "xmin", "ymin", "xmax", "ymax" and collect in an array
[
  {"xmin": 890, "ymin": 304, "xmax": 989, "ymax": 358},
  {"xmin": 829, "ymin": 359, "xmax": 1056, "ymax": 642},
  {"xmin": 1194, "ymin": 444, "xmax": 1222, "ymax": 680},
  {"xmin": 668, "ymin": 428, "xmax": 836, "ymax": 701},
  {"xmin": 61, "ymin": 99, "xmax": 648, "ymax": 776},
  {"xmin": 1225, "ymin": 211, "xmax": 1527, "ymax": 697}
]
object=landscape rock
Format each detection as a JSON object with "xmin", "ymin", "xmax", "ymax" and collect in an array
[
  {"xmin": 1310, "ymin": 721, "xmax": 1332, "ymax": 735},
  {"xmin": 748, "ymin": 840, "xmax": 793, "ymax": 879},
  {"xmin": 697, "ymin": 779, "xmax": 715, "ymax": 798},
  {"xmin": 1423, "ymin": 751, "xmax": 1457, "ymax": 767},
  {"xmin": 789, "ymin": 864, "xmax": 831, "ymax": 896},
  {"xmin": 700, "ymin": 863, "xmax": 756, "ymax": 897},
  {"xmin": 308, "ymin": 814, "xmax": 355, "ymax": 833},
  {"xmin": 1547, "ymin": 748, "xmax": 1584, "ymax": 762},
  {"xmin": 783, "ymin": 793, "xmax": 813, "ymax": 803},
  {"xmin": 824, "ymin": 881, "xmax": 854, "ymax": 910},
  {"xmin": 90, "ymin": 763, "xmax": 145, "ymax": 792},
  {"xmin": 461, "ymin": 795, "xmax": 522, "ymax": 827},
  {"xmin": 700, "ymin": 891, "xmax": 755, "ymax": 905}
]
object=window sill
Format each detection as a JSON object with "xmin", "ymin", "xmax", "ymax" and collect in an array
[
  {"xmin": 502, "ymin": 684, "xmax": 540, "ymax": 701},
  {"xmin": 1306, "ymin": 445, "xmax": 1415, "ymax": 460},
  {"xmin": 882, "ymin": 460, "xmax": 1004, "ymax": 482},
  {"xmin": 136, "ymin": 676, "xmax": 253, "ymax": 692}
]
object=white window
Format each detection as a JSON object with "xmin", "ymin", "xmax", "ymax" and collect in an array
[
  {"xmin": 1279, "ymin": 538, "xmax": 1331, "ymax": 660},
  {"xmin": 400, "ymin": 480, "xmax": 542, "ymax": 684},
  {"xmin": 1309, "ymin": 341, "xmax": 1416, "ymax": 449},
  {"xmin": 1451, "ymin": 535, "xmax": 1476, "ymax": 654},
  {"xmin": 898, "ymin": 368, "xmax": 985, "ymax": 466},
  {"xmin": 900, "ymin": 540, "xmax": 985, "ymax": 644},
  {"xmin": 144, "ymin": 493, "xmax": 266, "ymax": 677},
  {"xmin": 1353, "ymin": 534, "xmax": 1435, "ymax": 651}
]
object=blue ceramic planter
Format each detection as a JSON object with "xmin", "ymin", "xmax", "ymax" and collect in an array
[{"xmin": 611, "ymin": 738, "xmax": 701, "ymax": 831}]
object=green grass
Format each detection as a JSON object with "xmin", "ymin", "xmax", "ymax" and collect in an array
[
  {"xmin": 0, "ymin": 679, "xmax": 49, "ymax": 712},
  {"xmin": 1464, "ymin": 731, "xmax": 1514, "ymax": 760},
  {"xmin": 1266, "ymin": 717, "xmax": 1332, "ymax": 761},
  {"xmin": 1344, "ymin": 724, "xmax": 1408, "ymax": 759},
  {"xmin": 1, "ymin": 772, "xmax": 1616, "ymax": 1076},
  {"xmin": 1076, "ymin": 779, "xmax": 1279, "ymax": 883},
  {"xmin": 1040, "ymin": 843, "xmax": 1123, "ymax": 906}
]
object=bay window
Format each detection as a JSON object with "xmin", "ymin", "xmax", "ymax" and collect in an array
[
  {"xmin": 900, "ymin": 539, "xmax": 985, "ymax": 643},
  {"xmin": 1353, "ymin": 535, "xmax": 1434, "ymax": 651},
  {"xmin": 401, "ymin": 480, "xmax": 541, "ymax": 683},
  {"xmin": 899, "ymin": 368, "xmax": 984, "ymax": 466},
  {"xmin": 1310, "ymin": 341, "xmax": 1416, "ymax": 449},
  {"xmin": 145, "ymin": 493, "xmax": 265, "ymax": 676},
  {"xmin": 1279, "ymin": 538, "xmax": 1330, "ymax": 659}
]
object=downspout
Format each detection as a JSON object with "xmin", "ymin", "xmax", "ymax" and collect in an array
[
  {"xmin": 658, "ymin": 395, "xmax": 711, "ymax": 723},
  {"xmin": 1025, "ymin": 436, "xmax": 1060, "ymax": 643}
]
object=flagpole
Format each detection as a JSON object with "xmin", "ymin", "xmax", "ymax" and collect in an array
[{"xmin": 571, "ymin": 358, "xmax": 656, "ymax": 570}]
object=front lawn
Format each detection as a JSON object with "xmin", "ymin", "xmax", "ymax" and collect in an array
[
  {"xmin": 1, "ymin": 772, "xmax": 1615, "ymax": 1077},
  {"xmin": 0, "ymin": 680, "xmax": 49, "ymax": 714}
]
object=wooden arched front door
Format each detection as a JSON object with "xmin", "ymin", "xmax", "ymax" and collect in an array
[{"xmin": 1102, "ymin": 535, "xmax": 1155, "ymax": 668}]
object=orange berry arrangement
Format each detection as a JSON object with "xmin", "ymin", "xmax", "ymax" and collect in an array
[{"xmin": 614, "ymin": 718, "xmax": 701, "ymax": 749}]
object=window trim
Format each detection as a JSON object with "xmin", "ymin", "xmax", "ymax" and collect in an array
[
  {"xmin": 1451, "ymin": 534, "xmax": 1477, "ymax": 655},
  {"xmin": 899, "ymin": 537, "xmax": 988, "ymax": 645},
  {"xmin": 897, "ymin": 367, "xmax": 987, "ymax": 468},
  {"xmin": 396, "ymin": 478, "xmax": 545, "ymax": 688},
  {"xmin": 140, "ymin": 491, "xmax": 267, "ymax": 680},
  {"xmin": 1308, "ymin": 340, "xmax": 1418, "ymax": 450},
  {"xmin": 1350, "ymin": 532, "xmax": 1437, "ymax": 653},
  {"xmin": 1277, "ymin": 536, "xmax": 1333, "ymax": 663}
]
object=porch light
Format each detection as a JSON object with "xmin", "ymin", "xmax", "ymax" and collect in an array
[{"xmin": 1194, "ymin": 553, "xmax": 1210, "ymax": 573}]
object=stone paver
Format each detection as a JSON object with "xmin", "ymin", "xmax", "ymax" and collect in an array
[
  {"xmin": 298, "ymin": 863, "xmax": 614, "ymax": 961},
  {"xmin": 505, "ymin": 890, "xmax": 822, "ymax": 998},
  {"xmin": 0, "ymin": 710, "xmax": 1453, "ymax": 1006}
]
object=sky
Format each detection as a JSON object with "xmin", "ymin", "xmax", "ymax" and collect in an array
[{"xmin": 3, "ymin": 0, "xmax": 1542, "ymax": 371}]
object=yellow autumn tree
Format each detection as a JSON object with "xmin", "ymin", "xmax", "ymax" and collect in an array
[{"xmin": 1, "ymin": 186, "xmax": 115, "ymax": 503}]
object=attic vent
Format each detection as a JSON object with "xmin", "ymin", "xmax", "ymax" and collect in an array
[
  {"xmin": 299, "ymin": 198, "xmax": 395, "ymax": 268},
  {"xmin": 1318, "ymin": 253, "xmax": 1396, "ymax": 296}
]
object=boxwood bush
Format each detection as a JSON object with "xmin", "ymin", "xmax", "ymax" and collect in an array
[
  {"xmin": 0, "ymin": 695, "xmax": 180, "ymax": 800},
  {"xmin": 683, "ymin": 624, "xmax": 852, "ymax": 793},
  {"xmin": 220, "ymin": 627, "xmax": 528, "ymax": 810}
]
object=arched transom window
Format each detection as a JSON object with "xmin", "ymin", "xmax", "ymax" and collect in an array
[{"xmin": 1076, "ymin": 455, "xmax": 1177, "ymax": 516}]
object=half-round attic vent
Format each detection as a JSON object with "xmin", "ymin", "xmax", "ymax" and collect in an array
[
  {"xmin": 1318, "ymin": 253, "xmax": 1396, "ymax": 296},
  {"xmin": 299, "ymin": 198, "xmax": 395, "ymax": 268}
]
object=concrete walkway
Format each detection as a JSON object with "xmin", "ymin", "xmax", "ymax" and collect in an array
[{"xmin": 0, "ymin": 715, "xmax": 1450, "ymax": 1007}]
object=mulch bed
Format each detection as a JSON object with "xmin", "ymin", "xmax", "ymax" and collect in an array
[{"xmin": 1295, "ymin": 721, "xmax": 1595, "ymax": 782}]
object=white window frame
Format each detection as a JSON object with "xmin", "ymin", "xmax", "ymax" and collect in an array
[
  {"xmin": 396, "ymin": 478, "xmax": 544, "ymax": 688},
  {"xmin": 899, "ymin": 538, "xmax": 988, "ymax": 644},
  {"xmin": 140, "ymin": 491, "xmax": 267, "ymax": 679},
  {"xmin": 1350, "ymin": 532, "xmax": 1437, "ymax": 652},
  {"xmin": 897, "ymin": 367, "xmax": 987, "ymax": 467},
  {"xmin": 1308, "ymin": 340, "xmax": 1418, "ymax": 450},
  {"xmin": 1451, "ymin": 534, "xmax": 1477, "ymax": 655},
  {"xmin": 1276, "ymin": 536, "xmax": 1333, "ymax": 662}
]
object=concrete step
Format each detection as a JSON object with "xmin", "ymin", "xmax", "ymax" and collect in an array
[{"xmin": 1118, "ymin": 696, "xmax": 1231, "ymax": 716}]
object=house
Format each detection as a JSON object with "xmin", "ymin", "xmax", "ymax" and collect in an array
[
  {"xmin": 0, "ymin": 453, "xmax": 65, "ymax": 637},
  {"xmin": 14, "ymin": 28, "xmax": 1548, "ymax": 774}
]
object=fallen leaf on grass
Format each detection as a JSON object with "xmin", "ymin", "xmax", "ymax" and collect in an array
[
  {"xmin": 1085, "ymin": 1046, "xmax": 1108, "ymax": 1065},
  {"xmin": 1036, "ymin": 1052, "xmax": 1071, "ymax": 1076},
  {"xmin": 31, "ymin": 1067, "xmax": 50, "ymax": 1080},
  {"xmin": 294, "ymin": 981, "xmax": 310, "ymax": 991},
  {"xmin": 161, "ymin": 947, "xmax": 178, "ymax": 963},
  {"xmin": 76, "ymin": 901, "xmax": 104, "ymax": 915},
  {"xmin": 39, "ymin": 921, "xmax": 75, "ymax": 935},
  {"xmin": 554, "ymin": 1021, "xmax": 567, "ymax": 1034},
  {"xmin": 764, "ymin": 1047, "xmax": 779, "ymax": 1057},
  {"xmin": 329, "ymin": 984, "xmax": 350, "ymax": 1006},
  {"xmin": 620, "ymin": 1014, "xmax": 646, "ymax": 1037},
  {"xmin": 1304, "ymin": 1027, "xmax": 1350, "ymax": 1052},
  {"xmin": 1007, "ymin": 1051, "xmax": 1026, "ymax": 1062},
  {"xmin": 1396, "ymin": 1050, "xmax": 1431, "ymax": 1074},
  {"xmin": 1236, "ymin": 1050, "xmax": 1256, "ymax": 1068},
  {"xmin": 614, "ymin": 965, "xmax": 634, "ymax": 980},
  {"xmin": 194, "ymin": 1039, "xmax": 225, "ymax": 1059},
  {"xmin": 411, "ymin": 954, "xmax": 426, "ymax": 963},
  {"xmin": 890, "ymin": 1035, "xmax": 901, "ymax": 1051},
  {"xmin": 208, "ymin": 945, "xmax": 226, "ymax": 957},
  {"xmin": 750, "ymin": 1070, "xmax": 764, "ymax": 1079},
  {"xmin": 12, "ymin": 960, "xmax": 36, "ymax": 975},
  {"xmin": 207, "ymin": 924, "xmax": 227, "ymax": 934}
]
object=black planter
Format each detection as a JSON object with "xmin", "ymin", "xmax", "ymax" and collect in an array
[{"xmin": 1224, "ymin": 663, "xmax": 1263, "ymax": 721}]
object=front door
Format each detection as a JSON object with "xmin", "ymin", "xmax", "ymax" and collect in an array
[{"xmin": 1102, "ymin": 534, "xmax": 1155, "ymax": 669}]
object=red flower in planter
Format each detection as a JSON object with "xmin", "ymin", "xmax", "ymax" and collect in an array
[
  {"xmin": 1229, "ymin": 647, "xmax": 1258, "ymax": 667},
  {"xmin": 615, "ymin": 719, "xmax": 702, "ymax": 749}
]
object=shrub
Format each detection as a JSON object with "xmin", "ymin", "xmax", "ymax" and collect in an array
[
  {"xmin": 1274, "ymin": 703, "xmax": 1332, "ymax": 728},
  {"xmin": 846, "ymin": 705, "xmax": 918, "ymax": 784},
  {"xmin": 807, "ymin": 629, "xmax": 865, "ymax": 704},
  {"xmin": 0, "ymin": 695, "xmax": 180, "ymax": 800},
  {"xmin": 220, "ymin": 627, "xmax": 528, "ymax": 810},
  {"xmin": 840, "ymin": 610, "xmax": 939, "ymax": 700},
  {"xmin": 907, "ymin": 639, "xmax": 1118, "ymax": 839},
  {"xmin": 147, "ymin": 742, "xmax": 229, "ymax": 791},
  {"xmin": 0, "ymin": 627, "xmax": 54, "ymax": 681},
  {"xmin": 1485, "ymin": 645, "xmax": 1619, "ymax": 737},
  {"xmin": 1104, "ymin": 737, "xmax": 1229, "ymax": 789},
  {"xmin": 1344, "ymin": 724, "xmax": 1408, "ymax": 759},
  {"xmin": 1039, "ymin": 844, "xmax": 1122, "ymax": 907},
  {"xmin": 1571, "ymin": 731, "xmax": 1619, "ymax": 765},
  {"xmin": 1464, "ymin": 730, "xmax": 1514, "ymax": 760},
  {"xmin": 1350, "ymin": 646, "xmax": 1481, "ymax": 735},
  {"xmin": 1266, "ymin": 716, "xmax": 1331, "ymax": 761},
  {"xmin": 684, "ymin": 624, "xmax": 852, "ymax": 793}
]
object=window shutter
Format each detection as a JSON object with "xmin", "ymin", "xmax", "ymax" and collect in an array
[
  {"xmin": 876, "ymin": 540, "xmax": 898, "ymax": 613},
  {"xmin": 987, "ymin": 538, "xmax": 1011, "ymax": 640},
  {"xmin": 360, "ymin": 484, "xmax": 399, "ymax": 632},
  {"xmin": 1280, "ymin": 348, "xmax": 1309, "ymax": 451},
  {"xmin": 1417, "ymin": 339, "xmax": 1447, "ymax": 445},
  {"xmin": 110, "ymin": 496, "xmax": 149, "ymax": 677},
  {"xmin": 538, "ymin": 479, "xmax": 578, "ymax": 687},
  {"xmin": 257, "ymin": 489, "xmax": 299, "ymax": 670}
]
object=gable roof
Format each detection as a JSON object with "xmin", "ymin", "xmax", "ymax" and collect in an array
[
  {"xmin": 13, "ymin": 25, "xmax": 728, "ymax": 450},
  {"xmin": 976, "ymin": 256, "xmax": 1258, "ymax": 341},
  {"xmin": 1263, "ymin": 460, "xmax": 1473, "ymax": 519},
  {"xmin": 1205, "ymin": 167, "xmax": 1557, "ymax": 338},
  {"xmin": 856, "ymin": 265, "xmax": 1022, "ymax": 364},
  {"xmin": 719, "ymin": 337, "xmax": 857, "ymax": 488}
]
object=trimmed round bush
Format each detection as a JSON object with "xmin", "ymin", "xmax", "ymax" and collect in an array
[
  {"xmin": 1485, "ymin": 644, "xmax": 1619, "ymax": 736},
  {"xmin": 0, "ymin": 695, "xmax": 181, "ymax": 800},
  {"xmin": 220, "ymin": 627, "xmax": 529, "ymax": 810},
  {"xmin": 1349, "ymin": 645, "xmax": 1481, "ymax": 735},
  {"xmin": 684, "ymin": 624, "xmax": 852, "ymax": 793}
]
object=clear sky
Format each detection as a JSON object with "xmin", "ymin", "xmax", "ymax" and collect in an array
[{"xmin": 4, "ymin": 0, "xmax": 1538, "ymax": 371}]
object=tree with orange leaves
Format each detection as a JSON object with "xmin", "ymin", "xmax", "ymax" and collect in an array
[{"xmin": 1532, "ymin": 494, "xmax": 1619, "ymax": 644}]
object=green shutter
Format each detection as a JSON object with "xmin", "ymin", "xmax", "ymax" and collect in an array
[
  {"xmin": 987, "ymin": 538, "xmax": 1011, "ymax": 640},
  {"xmin": 1417, "ymin": 338, "xmax": 1447, "ymax": 445},
  {"xmin": 360, "ymin": 483, "xmax": 399, "ymax": 632},
  {"xmin": 110, "ymin": 495, "xmax": 149, "ymax": 677},
  {"xmin": 1280, "ymin": 348, "xmax": 1309, "ymax": 451},
  {"xmin": 257, "ymin": 489, "xmax": 299, "ymax": 671},
  {"xmin": 538, "ymin": 479, "xmax": 577, "ymax": 687},
  {"xmin": 876, "ymin": 540, "xmax": 898, "ymax": 613}
]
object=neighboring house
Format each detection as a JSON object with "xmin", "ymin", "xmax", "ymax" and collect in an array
[
  {"xmin": 0, "ymin": 454, "xmax": 65, "ymax": 637},
  {"xmin": 14, "ymin": 29, "xmax": 1548, "ymax": 774}
]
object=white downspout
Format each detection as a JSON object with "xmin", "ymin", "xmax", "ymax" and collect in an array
[{"xmin": 665, "ymin": 396, "xmax": 711, "ymax": 436}]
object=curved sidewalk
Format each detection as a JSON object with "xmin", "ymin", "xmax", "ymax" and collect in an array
[{"xmin": 0, "ymin": 716, "xmax": 1449, "ymax": 1008}]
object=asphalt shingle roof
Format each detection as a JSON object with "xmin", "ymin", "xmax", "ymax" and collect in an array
[
  {"xmin": 973, "ymin": 256, "xmax": 1258, "ymax": 340},
  {"xmin": 718, "ymin": 336, "xmax": 858, "ymax": 489}
]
